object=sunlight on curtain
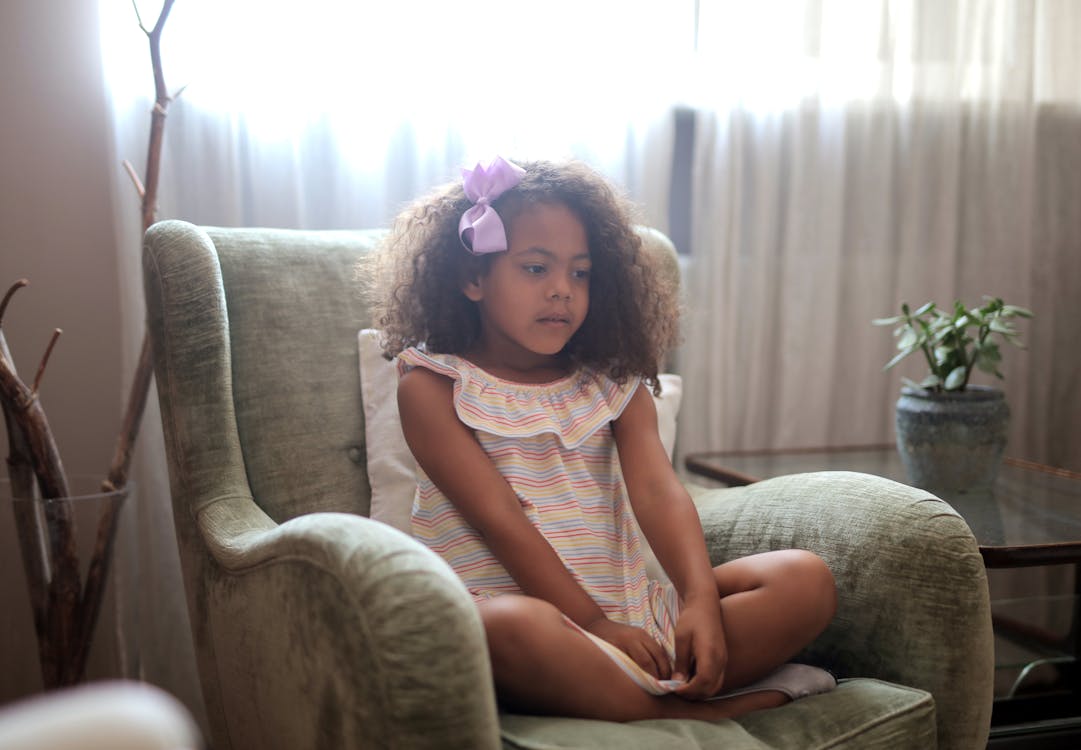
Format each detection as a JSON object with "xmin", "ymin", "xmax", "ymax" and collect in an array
[
  {"xmin": 680, "ymin": 0, "xmax": 1081, "ymax": 474},
  {"xmin": 98, "ymin": 0, "xmax": 694, "ymax": 229},
  {"xmin": 691, "ymin": 0, "xmax": 1079, "ymax": 108}
]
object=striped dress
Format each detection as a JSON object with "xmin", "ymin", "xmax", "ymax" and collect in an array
[{"xmin": 398, "ymin": 348, "xmax": 682, "ymax": 695}]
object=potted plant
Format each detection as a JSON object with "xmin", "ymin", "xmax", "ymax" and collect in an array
[{"xmin": 873, "ymin": 297, "xmax": 1033, "ymax": 492}]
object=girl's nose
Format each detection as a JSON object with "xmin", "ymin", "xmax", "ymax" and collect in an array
[{"xmin": 549, "ymin": 272, "xmax": 573, "ymax": 300}]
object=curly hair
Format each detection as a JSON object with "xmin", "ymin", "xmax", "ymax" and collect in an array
[{"xmin": 368, "ymin": 159, "xmax": 679, "ymax": 393}]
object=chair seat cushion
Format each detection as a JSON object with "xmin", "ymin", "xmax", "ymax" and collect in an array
[{"xmin": 500, "ymin": 679, "xmax": 935, "ymax": 750}]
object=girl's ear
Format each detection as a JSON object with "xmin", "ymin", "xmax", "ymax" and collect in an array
[{"xmin": 461, "ymin": 276, "xmax": 484, "ymax": 302}]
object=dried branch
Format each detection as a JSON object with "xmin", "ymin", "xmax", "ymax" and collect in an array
[
  {"xmin": 9, "ymin": 499, "xmax": 50, "ymax": 667},
  {"xmin": 122, "ymin": 160, "xmax": 146, "ymax": 199},
  {"xmin": 140, "ymin": 0, "xmax": 176, "ymax": 233},
  {"xmin": 31, "ymin": 329, "xmax": 62, "ymax": 396},
  {"xmin": 41, "ymin": 500, "xmax": 80, "ymax": 686},
  {"xmin": 131, "ymin": 0, "xmax": 148, "ymax": 35},
  {"xmin": 68, "ymin": 489, "xmax": 127, "ymax": 683},
  {"xmin": 71, "ymin": 0, "xmax": 178, "ymax": 684},
  {"xmin": 1, "ymin": 325, "xmax": 78, "ymax": 686},
  {"xmin": 2, "ymin": 330, "xmax": 50, "ymax": 674},
  {"xmin": 0, "ymin": 345, "xmax": 69, "ymax": 499},
  {"xmin": 1, "ymin": 279, "xmax": 29, "ymax": 327},
  {"xmin": 106, "ymin": 0, "xmax": 175, "ymax": 492},
  {"xmin": 104, "ymin": 336, "xmax": 152, "ymax": 491}
]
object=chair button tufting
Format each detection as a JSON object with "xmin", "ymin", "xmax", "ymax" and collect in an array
[{"xmin": 346, "ymin": 446, "xmax": 364, "ymax": 464}]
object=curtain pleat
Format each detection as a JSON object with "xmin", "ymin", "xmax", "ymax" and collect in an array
[{"xmin": 679, "ymin": 2, "xmax": 1081, "ymax": 472}]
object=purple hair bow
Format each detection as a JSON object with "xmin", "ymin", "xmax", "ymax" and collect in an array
[{"xmin": 458, "ymin": 156, "xmax": 525, "ymax": 254}]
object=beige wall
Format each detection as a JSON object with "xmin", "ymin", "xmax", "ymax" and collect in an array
[{"xmin": 1, "ymin": 1, "xmax": 125, "ymax": 702}]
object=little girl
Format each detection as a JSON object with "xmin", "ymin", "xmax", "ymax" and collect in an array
[{"xmin": 373, "ymin": 157, "xmax": 838, "ymax": 722}]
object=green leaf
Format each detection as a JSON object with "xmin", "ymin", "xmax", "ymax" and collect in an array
[
  {"xmin": 897, "ymin": 329, "xmax": 918, "ymax": 350},
  {"xmin": 919, "ymin": 374, "xmax": 942, "ymax": 388},
  {"xmin": 872, "ymin": 316, "xmax": 903, "ymax": 326},
  {"xmin": 944, "ymin": 366, "xmax": 967, "ymax": 390},
  {"xmin": 884, "ymin": 347, "xmax": 918, "ymax": 370},
  {"xmin": 912, "ymin": 301, "xmax": 935, "ymax": 317},
  {"xmin": 1002, "ymin": 305, "xmax": 1034, "ymax": 318},
  {"xmin": 975, "ymin": 342, "xmax": 1002, "ymax": 373},
  {"xmin": 930, "ymin": 325, "xmax": 953, "ymax": 343}
]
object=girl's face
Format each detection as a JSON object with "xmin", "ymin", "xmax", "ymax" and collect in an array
[{"xmin": 462, "ymin": 202, "xmax": 591, "ymax": 374}]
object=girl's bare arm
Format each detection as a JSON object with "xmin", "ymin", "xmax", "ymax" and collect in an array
[{"xmin": 614, "ymin": 385, "xmax": 728, "ymax": 697}]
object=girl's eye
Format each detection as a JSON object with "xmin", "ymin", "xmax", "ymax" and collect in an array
[
  {"xmin": 573, "ymin": 268, "xmax": 591, "ymax": 280},
  {"xmin": 523, "ymin": 264, "xmax": 546, "ymax": 275}
]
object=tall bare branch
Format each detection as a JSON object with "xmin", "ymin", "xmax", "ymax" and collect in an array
[
  {"xmin": 106, "ymin": 0, "xmax": 175, "ymax": 493},
  {"xmin": 139, "ymin": 0, "xmax": 176, "ymax": 234}
]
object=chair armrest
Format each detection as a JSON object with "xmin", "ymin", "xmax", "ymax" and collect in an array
[
  {"xmin": 692, "ymin": 471, "xmax": 993, "ymax": 750},
  {"xmin": 194, "ymin": 496, "xmax": 501, "ymax": 750}
]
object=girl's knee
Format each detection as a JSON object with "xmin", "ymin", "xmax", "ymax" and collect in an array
[
  {"xmin": 479, "ymin": 595, "xmax": 564, "ymax": 657},
  {"xmin": 779, "ymin": 549, "xmax": 837, "ymax": 627}
]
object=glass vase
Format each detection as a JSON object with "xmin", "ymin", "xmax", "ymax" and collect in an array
[{"xmin": 0, "ymin": 475, "xmax": 138, "ymax": 696}]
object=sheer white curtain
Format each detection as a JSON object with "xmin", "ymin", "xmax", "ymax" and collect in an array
[
  {"xmin": 679, "ymin": 0, "xmax": 1081, "ymax": 473},
  {"xmin": 98, "ymin": 0, "xmax": 690, "ymax": 230}
]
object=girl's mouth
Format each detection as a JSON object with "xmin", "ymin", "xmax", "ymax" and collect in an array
[{"xmin": 538, "ymin": 315, "xmax": 571, "ymax": 325}]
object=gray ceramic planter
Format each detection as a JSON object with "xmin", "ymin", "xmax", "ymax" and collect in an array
[{"xmin": 895, "ymin": 385, "xmax": 1009, "ymax": 492}]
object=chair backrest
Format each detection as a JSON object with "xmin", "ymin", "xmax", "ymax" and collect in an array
[
  {"xmin": 210, "ymin": 226, "xmax": 386, "ymax": 522},
  {"xmin": 145, "ymin": 222, "xmax": 383, "ymax": 525},
  {"xmin": 144, "ymin": 221, "xmax": 680, "ymax": 526}
]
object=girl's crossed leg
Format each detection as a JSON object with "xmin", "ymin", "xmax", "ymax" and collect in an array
[{"xmin": 479, "ymin": 549, "xmax": 837, "ymax": 722}]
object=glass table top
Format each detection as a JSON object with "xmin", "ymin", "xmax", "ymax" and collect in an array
[{"xmin": 683, "ymin": 447, "xmax": 1081, "ymax": 568}]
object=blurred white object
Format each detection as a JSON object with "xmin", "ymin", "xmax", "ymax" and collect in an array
[{"xmin": 0, "ymin": 681, "xmax": 200, "ymax": 750}]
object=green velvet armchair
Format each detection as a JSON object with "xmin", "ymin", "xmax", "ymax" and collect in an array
[{"xmin": 143, "ymin": 219, "xmax": 993, "ymax": 750}]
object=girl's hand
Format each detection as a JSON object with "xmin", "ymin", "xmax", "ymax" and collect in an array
[
  {"xmin": 671, "ymin": 601, "xmax": 728, "ymax": 700},
  {"xmin": 585, "ymin": 617, "xmax": 671, "ymax": 680}
]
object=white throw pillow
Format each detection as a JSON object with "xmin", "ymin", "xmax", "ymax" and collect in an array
[
  {"xmin": 653, "ymin": 373, "xmax": 682, "ymax": 461},
  {"xmin": 358, "ymin": 329, "xmax": 417, "ymax": 534},
  {"xmin": 636, "ymin": 372, "xmax": 681, "ymax": 584},
  {"xmin": 358, "ymin": 329, "xmax": 682, "ymax": 581}
]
